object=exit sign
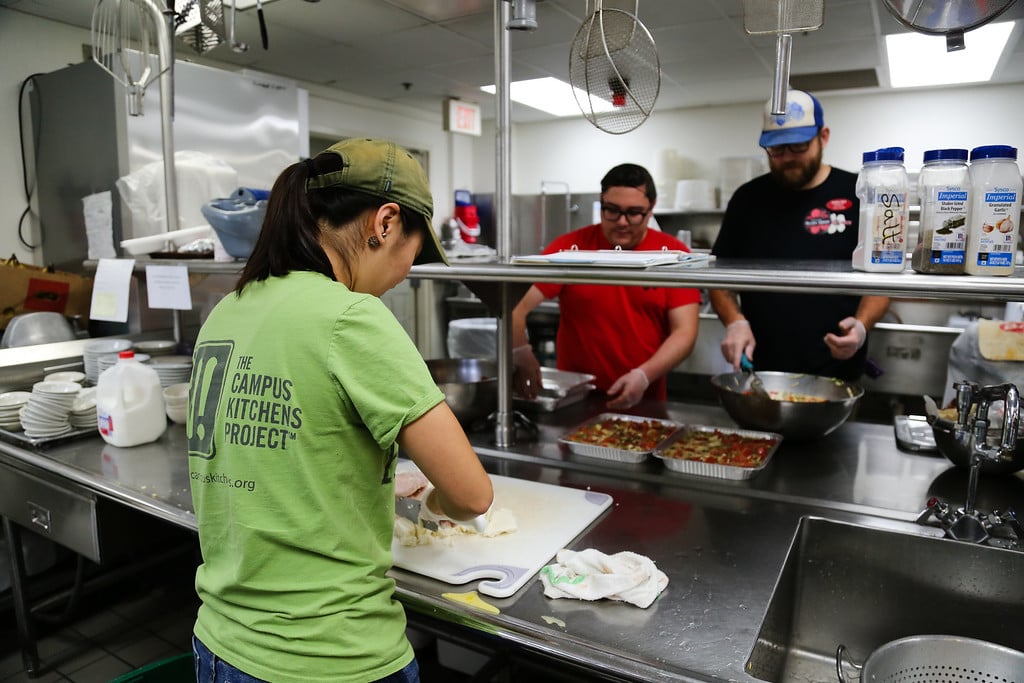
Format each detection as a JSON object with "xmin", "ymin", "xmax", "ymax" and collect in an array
[{"xmin": 444, "ymin": 99, "xmax": 482, "ymax": 136}]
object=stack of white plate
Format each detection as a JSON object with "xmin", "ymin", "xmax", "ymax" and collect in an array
[
  {"xmin": 18, "ymin": 381, "xmax": 80, "ymax": 438},
  {"xmin": 68, "ymin": 387, "xmax": 98, "ymax": 429},
  {"xmin": 0, "ymin": 391, "xmax": 32, "ymax": 431},
  {"xmin": 44, "ymin": 371, "xmax": 86, "ymax": 384},
  {"xmin": 134, "ymin": 340, "xmax": 177, "ymax": 357},
  {"xmin": 96, "ymin": 352, "xmax": 150, "ymax": 377},
  {"xmin": 149, "ymin": 355, "xmax": 193, "ymax": 387},
  {"xmin": 83, "ymin": 339, "xmax": 132, "ymax": 383}
]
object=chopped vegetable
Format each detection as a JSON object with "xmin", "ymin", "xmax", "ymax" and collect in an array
[
  {"xmin": 661, "ymin": 429, "xmax": 776, "ymax": 468},
  {"xmin": 564, "ymin": 417, "xmax": 677, "ymax": 452}
]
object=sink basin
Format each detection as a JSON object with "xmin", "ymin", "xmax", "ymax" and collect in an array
[{"xmin": 745, "ymin": 516, "xmax": 1024, "ymax": 682}]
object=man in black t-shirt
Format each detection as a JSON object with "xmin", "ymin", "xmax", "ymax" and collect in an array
[{"xmin": 709, "ymin": 90, "xmax": 889, "ymax": 381}]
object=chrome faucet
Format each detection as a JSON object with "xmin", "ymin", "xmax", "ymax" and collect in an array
[{"xmin": 918, "ymin": 381, "xmax": 1022, "ymax": 548}]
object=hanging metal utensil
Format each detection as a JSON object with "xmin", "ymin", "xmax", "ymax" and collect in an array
[
  {"xmin": 92, "ymin": 0, "xmax": 171, "ymax": 116},
  {"xmin": 91, "ymin": 0, "xmax": 180, "ymax": 237},
  {"xmin": 742, "ymin": 0, "xmax": 824, "ymax": 115},
  {"xmin": 173, "ymin": 0, "xmax": 226, "ymax": 55},
  {"xmin": 883, "ymin": 0, "xmax": 1018, "ymax": 51},
  {"xmin": 568, "ymin": 0, "xmax": 660, "ymax": 135},
  {"xmin": 256, "ymin": 0, "xmax": 268, "ymax": 49}
]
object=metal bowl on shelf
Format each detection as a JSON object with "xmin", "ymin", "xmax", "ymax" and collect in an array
[
  {"xmin": 425, "ymin": 358, "xmax": 497, "ymax": 424},
  {"xmin": 710, "ymin": 371, "xmax": 863, "ymax": 440}
]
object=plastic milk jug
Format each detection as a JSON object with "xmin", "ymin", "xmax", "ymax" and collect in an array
[
  {"xmin": 852, "ymin": 147, "xmax": 909, "ymax": 272},
  {"xmin": 964, "ymin": 145, "xmax": 1022, "ymax": 276},
  {"xmin": 96, "ymin": 350, "xmax": 167, "ymax": 447}
]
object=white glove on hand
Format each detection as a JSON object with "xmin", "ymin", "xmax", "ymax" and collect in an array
[
  {"xmin": 824, "ymin": 316, "xmax": 867, "ymax": 360},
  {"xmin": 512, "ymin": 344, "xmax": 542, "ymax": 399},
  {"xmin": 721, "ymin": 319, "xmax": 755, "ymax": 370},
  {"xmin": 416, "ymin": 487, "xmax": 490, "ymax": 533},
  {"xmin": 606, "ymin": 368, "xmax": 649, "ymax": 410}
]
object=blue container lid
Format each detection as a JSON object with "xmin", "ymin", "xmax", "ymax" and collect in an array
[
  {"xmin": 970, "ymin": 145, "xmax": 1018, "ymax": 161},
  {"xmin": 863, "ymin": 147, "xmax": 905, "ymax": 163},
  {"xmin": 923, "ymin": 149, "xmax": 968, "ymax": 163}
]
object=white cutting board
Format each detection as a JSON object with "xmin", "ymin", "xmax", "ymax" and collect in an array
[{"xmin": 392, "ymin": 466, "xmax": 613, "ymax": 599}]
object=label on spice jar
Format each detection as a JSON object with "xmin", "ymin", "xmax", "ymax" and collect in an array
[
  {"xmin": 973, "ymin": 188, "xmax": 1018, "ymax": 268},
  {"xmin": 868, "ymin": 191, "xmax": 907, "ymax": 265},
  {"xmin": 920, "ymin": 188, "xmax": 968, "ymax": 266}
]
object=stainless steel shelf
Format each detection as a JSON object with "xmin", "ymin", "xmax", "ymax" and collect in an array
[{"xmin": 411, "ymin": 260, "xmax": 1024, "ymax": 302}]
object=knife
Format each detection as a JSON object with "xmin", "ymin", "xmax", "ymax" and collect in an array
[{"xmin": 395, "ymin": 496, "xmax": 438, "ymax": 531}]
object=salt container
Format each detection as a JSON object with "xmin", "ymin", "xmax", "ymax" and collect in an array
[
  {"xmin": 96, "ymin": 350, "xmax": 167, "ymax": 447},
  {"xmin": 852, "ymin": 147, "xmax": 909, "ymax": 272}
]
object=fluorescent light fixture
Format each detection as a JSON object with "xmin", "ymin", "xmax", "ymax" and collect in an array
[
  {"xmin": 481, "ymin": 77, "xmax": 615, "ymax": 117},
  {"xmin": 886, "ymin": 21, "xmax": 1015, "ymax": 88}
]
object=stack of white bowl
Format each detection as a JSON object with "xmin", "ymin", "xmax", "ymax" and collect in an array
[
  {"xmin": 96, "ymin": 352, "xmax": 150, "ymax": 377},
  {"xmin": 69, "ymin": 387, "xmax": 98, "ymax": 429},
  {"xmin": 149, "ymin": 355, "xmax": 193, "ymax": 388},
  {"xmin": 18, "ymin": 381, "xmax": 80, "ymax": 438},
  {"xmin": 44, "ymin": 371, "xmax": 86, "ymax": 384},
  {"xmin": 163, "ymin": 383, "xmax": 189, "ymax": 424},
  {"xmin": 83, "ymin": 339, "xmax": 133, "ymax": 384},
  {"xmin": 0, "ymin": 391, "xmax": 31, "ymax": 431}
]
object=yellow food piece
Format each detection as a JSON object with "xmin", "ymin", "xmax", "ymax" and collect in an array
[{"xmin": 442, "ymin": 590, "xmax": 500, "ymax": 615}]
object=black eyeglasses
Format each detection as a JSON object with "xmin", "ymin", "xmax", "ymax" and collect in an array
[
  {"xmin": 764, "ymin": 140, "xmax": 813, "ymax": 158},
  {"xmin": 601, "ymin": 204, "xmax": 650, "ymax": 224}
]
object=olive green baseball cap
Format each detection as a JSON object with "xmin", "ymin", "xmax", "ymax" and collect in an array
[{"xmin": 307, "ymin": 138, "xmax": 448, "ymax": 265}]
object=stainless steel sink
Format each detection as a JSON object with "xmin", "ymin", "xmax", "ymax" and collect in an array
[{"xmin": 745, "ymin": 515, "xmax": 1024, "ymax": 682}]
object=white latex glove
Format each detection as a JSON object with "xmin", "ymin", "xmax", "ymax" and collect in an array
[
  {"xmin": 606, "ymin": 368, "xmax": 649, "ymax": 410},
  {"xmin": 512, "ymin": 344, "xmax": 543, "ymax": 399},
  {"xmin": 721, "ymin": 319, "xmax": 755, "ymax": 370},
  {"xmin": 824, "ymin": 316, "xmax": 867, "ymax": 360},
  {"xmin": 416, "ymin": 487, "xmax": 490, "ymax": 533}
]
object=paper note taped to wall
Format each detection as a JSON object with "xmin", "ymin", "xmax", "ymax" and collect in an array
[{"xmin": 89, "ymin": 258, "xmax": 135, "ymax": 322}]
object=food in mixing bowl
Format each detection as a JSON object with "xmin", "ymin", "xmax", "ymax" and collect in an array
[
  {"xmin": 661, "ymin": 429, "xmax": 776, "ymax": 467},
  {"xmin": 768, "ymin": 390, "xmax": 828, "ymax": 403},
  {"xmin": 564, "ymin": 417, "xmax": 678, "ymax": 452}
]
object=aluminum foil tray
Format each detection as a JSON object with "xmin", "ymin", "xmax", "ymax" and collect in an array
[
  {"xmin": 537, "ymin": 368, "xmax": 596, "ymax": 398},
  {"xmin": 558, "ymin": 413, "xmax": 683, "ymax": 464},
  {"xmin": 652, "ymin": 424, "xmax": 782, "ymax": 480}
]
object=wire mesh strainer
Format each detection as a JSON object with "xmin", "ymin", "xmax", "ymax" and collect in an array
[
  {"xmin": 836, "ymin": 635, "xmax": 1024, "ymax": 683},
  {"xmin": 568, "ymin": 0, "xmax": 660, "ymax": 135}
]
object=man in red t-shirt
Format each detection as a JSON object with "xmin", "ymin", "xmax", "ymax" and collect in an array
[{"xmin": 512, "ymin": 164, "xmax": 701, "ymax": 409}]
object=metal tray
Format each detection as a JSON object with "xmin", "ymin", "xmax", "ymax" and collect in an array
[
  {"xmin": 558, "ymin": 413, "xmax": 683, "ymax": 464},
  {"xmin": 0, "ymin": 425, "xmax": 99, "ymax": 449},
  {"xmin": 652, "ymin": 424, "xmax": 782, "ymax": 480},
  {"xmin": 536, "ymin": 368, "xmax": 596, "ymax": 398},
  {"xmin": 515, "ymin": 384, "xmax": 595, "ymax": 412}
]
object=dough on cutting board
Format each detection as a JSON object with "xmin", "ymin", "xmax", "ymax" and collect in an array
[{"xmin": 394, "ymin": 507, "xmax": 517, "ymax": 547}]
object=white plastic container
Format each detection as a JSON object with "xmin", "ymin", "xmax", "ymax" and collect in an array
[
  {"xmin": 96, "ymin": 350, "xmax": 167, "ymax": 447},
  {"xmin": 912, "ymin": 148, "xmax": 970, "ymax": 274},
  {"xmin": 852, "ymin": 147, "xmax": 909, "ymax": 272},
  {"xmin": 964, "ymin": 145, "xmax": 1022, "ymax": 276}
]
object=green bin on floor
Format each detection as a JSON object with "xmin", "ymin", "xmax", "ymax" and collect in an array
[{"xmin": 110, "ymin": 653, "xmax": 193, "ymax": 683}]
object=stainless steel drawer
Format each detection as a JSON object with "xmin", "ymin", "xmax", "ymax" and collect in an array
[{"xmin": 0, "ymin": 463, "xmax": 101, "ymax": 562}]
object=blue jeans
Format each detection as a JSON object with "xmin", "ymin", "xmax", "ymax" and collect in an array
[{"xmin": 193, "ymin": 636, "xmax": 420, "ymax": 683}]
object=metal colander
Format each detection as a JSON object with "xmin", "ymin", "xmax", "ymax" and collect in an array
[{"xmin": 837, "ymin": 636, "xmax": 1024, "ymax": 683}]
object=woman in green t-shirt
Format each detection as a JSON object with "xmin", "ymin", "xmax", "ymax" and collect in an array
[{"xmin": 188, "ymin": 138, "xmax": 493, "ymax": 683}]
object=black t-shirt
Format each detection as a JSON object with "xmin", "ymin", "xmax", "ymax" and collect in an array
[{"xmin": 712, "ymin": 168, "xmax": 867, "ymax": 380}]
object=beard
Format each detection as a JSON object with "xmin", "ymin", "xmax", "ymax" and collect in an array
[{"xmin": 769, "ymin": 147, "xmax": 823, "ymax": 191}]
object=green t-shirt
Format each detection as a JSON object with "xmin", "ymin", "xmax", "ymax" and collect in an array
[{"xmin": 188, "ymin": 271, "xmax": 444, "ymax": 683}]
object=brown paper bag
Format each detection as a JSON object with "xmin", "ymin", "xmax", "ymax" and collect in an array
[{"xmin": 0, "ymin": 255, "xmax": 94, "ymax": 330}]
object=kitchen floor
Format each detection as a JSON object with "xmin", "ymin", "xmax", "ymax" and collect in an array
[{"xmin": 0, "ymin": 548, "xmax": 571, "ymax": 683}]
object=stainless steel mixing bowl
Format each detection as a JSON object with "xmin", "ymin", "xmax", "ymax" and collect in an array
[
  {"xmin": 425, "ymin": 358, "xmax": 497, "ymax": 424},
  {"xmin": 0, "ymin": 312, "xmax": 75, "ymax": 348},
  {"xmin": 710, "ymin": 371, "xmax": 863, "ymax": 440},
  {"xmin": 929, "ymin": 417, "xmax": 1024, "ymax": 474}
]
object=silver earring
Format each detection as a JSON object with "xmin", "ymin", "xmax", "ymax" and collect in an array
[{"xmin": 368, "ymin": 235, "xmax": 381, "ymax": 248}]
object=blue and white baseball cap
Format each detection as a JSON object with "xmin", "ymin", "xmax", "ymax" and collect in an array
[{"xmin": 759, "ymin": 90, "xmax": 824, "ymax": 148}]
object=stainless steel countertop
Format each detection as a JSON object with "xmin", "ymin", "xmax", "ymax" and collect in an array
[{"xmin": 2, "ymin": 401, "xmax": 1021, "ymax": 681}]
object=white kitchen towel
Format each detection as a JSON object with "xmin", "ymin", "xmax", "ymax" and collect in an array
[{"xmin": 539, "ymin": 548, "xmax": 668, "ymax": 609}]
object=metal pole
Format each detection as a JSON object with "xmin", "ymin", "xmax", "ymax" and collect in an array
[{"xmin": 494, "ymin": 0, "xmax": 515, "ymax": 447}]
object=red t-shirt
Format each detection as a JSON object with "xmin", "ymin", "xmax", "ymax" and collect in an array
[{"xmin": 535, "ymin": 226, "xmax": 701, "ymax": 400}]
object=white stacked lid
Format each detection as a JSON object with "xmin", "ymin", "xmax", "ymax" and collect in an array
[
  {"xmin": 97, "ymin": 352, "xmax": 150, "ymax": 376},
  {"xmin": 0, "ymin": 391, "xmax": 32, "ymax": 431},
  {"xmin": 18, "ymin": 381, "xmax": 80, "ymax": 438},
  {"xmin": 148, "ymin": 355, "xmax": 193, "ymax": 387}
]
